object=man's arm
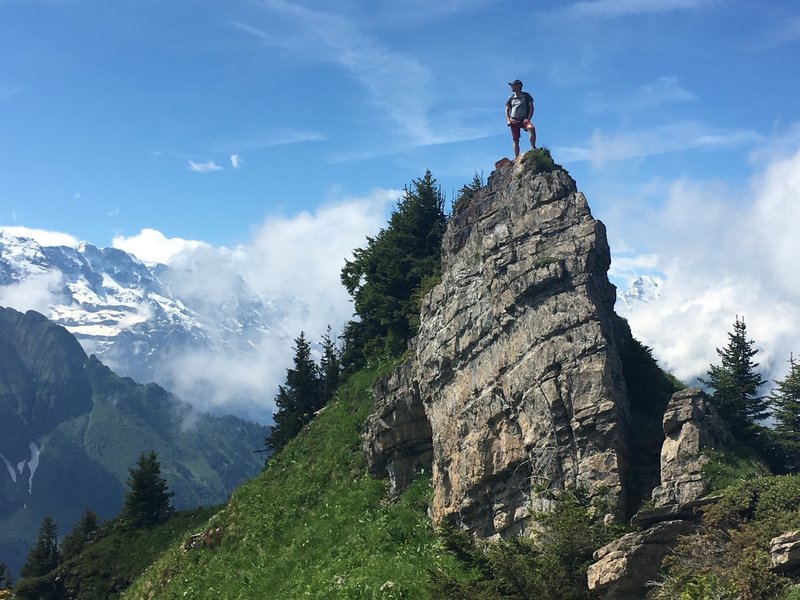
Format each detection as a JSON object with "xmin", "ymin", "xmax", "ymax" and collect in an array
[
  {"xmin": 526, "ymin": 94, "xmax": 534, "ymax": 121},
  {"xmin": 505, "ymin": 99, "xmax": 512, "ymax": 124}
]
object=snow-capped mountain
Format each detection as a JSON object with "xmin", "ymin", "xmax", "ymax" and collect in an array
[
  {"xmin": 619, "ymin": 275, "xmax": 662, "ymax": 310},
  {"xmin": 0, "ymin": 231, "xmax": 276, "ymax": 405}
]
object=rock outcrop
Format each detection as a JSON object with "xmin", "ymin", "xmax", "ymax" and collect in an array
[
  {"xmin": 587, "ymin": 388, "xmax": 729, "ymax": 599},
  {"xmin": 363, "ymin": 360, "xmax": 432, "ymax": 495},
  {"xmin": 364, "ymin": 154, "xmax": 633, "ymax": 537},
  {"xmin": 651, "ymin": 388, "xmax": 730, "ymax": 507},
  {"xmin": 586, "ymin": 519, "xmax": 696, "ymax": 600},
  {"xmin": 770, "ymin": 531, "xmax": 800, "ymax": 574}
]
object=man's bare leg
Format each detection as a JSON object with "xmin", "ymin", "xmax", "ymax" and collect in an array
[{"xmin": 513, "ymin": 138, "xmax": 520, "ymax": 157}]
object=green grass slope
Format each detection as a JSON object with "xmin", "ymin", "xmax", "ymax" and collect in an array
[
  {"xmin": 124, "ymin": 363, "xmax": 470, "ymax": 600},
  {"xmin": 16, "ymin": 507, "xmax": 217, "ymax": 600}
]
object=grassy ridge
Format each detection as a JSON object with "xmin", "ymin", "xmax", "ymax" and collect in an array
[
  {"xmin": 123, "ymin": 363, "xmax": 469, "ymax": 599},
  {"xmin": 53, "ymin": 507, "xmax": 218, "ymax": 600}
]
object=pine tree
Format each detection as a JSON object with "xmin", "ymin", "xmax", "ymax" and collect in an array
[
  {"xmin": 20, "ymin": 516, "xmax": 59, "ymax": 578},
  {"xmin": 453, "ymin": 172, "xmax": 484, "ymax": 208},
  {"xmin": 341, "ymin": 170, "xmax": 447, "ymax": 368},
  {"xmin": 771, "ymin": 354, "xmax": 800, "ymax": 471},
  {"xmin": 59, "ymin": 508, "xmax": 99, "ymax": 561},
  {"xmin": 0, "ymin": 561, "xmax": 13, "ymax": 589},
  {"xmin": 266, "ymin": 332, "xmax": 322, "ymax": 452},
  {"xmin": 702, "ymin": 316, "xmax": 767, "ymax": 436},
  {"xmin": 121, "ymin": 451, "xmax": 174, "ymax": 528},
  {"xmin": 319, "ymin": 326, "xmax": 341, "ymax": 404}
]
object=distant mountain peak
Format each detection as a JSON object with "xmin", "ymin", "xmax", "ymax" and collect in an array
[{"xmin": 621, "ymin": 275, "xmax": 662, "ymax": 308}]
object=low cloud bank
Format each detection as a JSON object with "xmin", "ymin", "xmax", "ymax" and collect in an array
[
  {"xmin": 615, "ymin": 148, "xmax": 800, "ymax": 387},
  {"xmin": 112, "ymin": 189, "xmax": 396, "ymax": 421}
]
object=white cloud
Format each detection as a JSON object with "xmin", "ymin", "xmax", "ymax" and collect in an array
[
  {"xmin": 557, "ymin": 121, "xmax": 762, "ymax": 167},
  {"xmin": 112, "ymin": 228, "xmax": 210, "ymax": 265},
  {"xmin": 615, "ymin": 148, "xmax": 800, "ymax": 387},
  {"xmin": 0, "ymin": 270, "xmax": 65, "ymax": 314},
  {"xmin": 123, "ymin": 189, "xmax": 396, "ymax": 416},
  {"xmin": 230, "ymin": 154, "xmax": 243, "ymax": 168},
  {"xmin": 188, "ymin": 159, "xmax": 223, "ymax": 173},
  {"xmin": 0, "ymin": 226, "xmax": 79, "ymax": 247}
]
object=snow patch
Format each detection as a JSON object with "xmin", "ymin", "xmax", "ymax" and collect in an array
[
  {"xmin": 26, "ymin": 442, "xmax": 40, "ymax": 494},
  {"xmin": 0, "ymin": 453, "xmax": 17, "ymax": 483}
]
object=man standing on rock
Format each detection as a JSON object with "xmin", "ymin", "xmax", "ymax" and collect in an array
[{"xmin": 505, "ymin": 79, "xmax": 536, "ymax": 157}]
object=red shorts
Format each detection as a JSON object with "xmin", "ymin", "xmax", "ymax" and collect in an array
[{"xmin": 509, "ymin": 119, "xmax": 534, "ymax": 141}]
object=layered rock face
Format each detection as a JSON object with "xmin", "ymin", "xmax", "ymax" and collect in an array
[{"xmin": 365, "ymin": 156, "xmax": 632, "ymax": 537}]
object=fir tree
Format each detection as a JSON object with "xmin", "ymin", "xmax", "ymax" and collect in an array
[
  {"xmin": 20, "ymin": 516, "xmax": 59, "ymax": 578},
  {"xmin": 341, "ymin": 170, "xmax": 447, "ymax": 368},
  {"xmin": 266, "ymin": 332, "xmax": 322, "ymax": 452},
  {"xmin": 121, "ymin": 451, "xmax": 174, "ymax": 528},
  {"xmin": 59, "ymin": 508, "xmax": 99, "ymax": 561},
  {"xmin": 0, "ymin": 561, "xmax": 12, "ymax": 589},
  {"xmin": 770, "ymin": 354, "xmax": 800, "ymax": 471},
  {"xmin": 319, "ymin": 326, "xmax": 341, "ymax": 404},
  {"xmin": 702, "ymin": 316, "xmax": 767, "ymax": 436},
  {"xmin": 453, "ymin": 172, "xmax": 484, "ymax": 209}
]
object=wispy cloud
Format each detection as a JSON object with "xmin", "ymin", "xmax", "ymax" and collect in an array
[
  {"xmin": 230, "ymin": 154, "xmax": 243, "ymax": 169},
  {"xmin": 188, "ymin": 159, "xmax": 223, "ymax": 173},
  {"xmin": 744, "ymin": 14, "xmax": 800, "ymax": 51},
  {"xmin": 557, "ymin": 121, "xmax": 762, "ymax": 166},
  {"xmin": 209, "ymin": 131, "xmax": 327, "ymax": 153},
  {"xmin": 585, "ymin": 76, "xmax": 696, "ymax": 114},
  {"xmin": 233, "ymin": 1, "xmax": 481, "ymax": 147},
  {"xmin": 566, "ymin": 0, "xmax": 713, "ymax": 19}
]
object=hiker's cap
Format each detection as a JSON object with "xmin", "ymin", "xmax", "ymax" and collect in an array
[{"xmin": 508, "ymin": 79, "xmax": 523, "ymax": 86}]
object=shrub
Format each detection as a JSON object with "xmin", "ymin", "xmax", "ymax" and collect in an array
[{"xmin": 520, "ymin": 147, "xmax": 559, "ymax": 174}]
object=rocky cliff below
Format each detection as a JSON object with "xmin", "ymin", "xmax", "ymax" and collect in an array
[{"xmin": 365, "ymin": 153, "xmax": 655, "ymax": 538}]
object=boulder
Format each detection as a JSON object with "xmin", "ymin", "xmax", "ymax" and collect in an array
[
  {"xmin": 770, "ymin": 530, "xmax": 800, "ymax": 573},
  {"xmin": 587, "ymin": 520, "xmax": 696, "ymax": 599}
]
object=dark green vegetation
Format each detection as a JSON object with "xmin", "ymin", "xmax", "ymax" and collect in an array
[
  {"xmin": 520, "ymin": 147, "xmax": 560, "ymax": 174},
  {"xmin": 267, "ymin": 329, "xmax": 340, "ymax": 453},
  {"xmin": 12, "ymin": 451, "xmax": 209, "ymax": 599},
  {"xmin": 341, "ymin": 170, "xmax": 447, "ymax": 369},
  {"xmin": 654, "ymin": 475, "xmax": 800, "ymax": 600},
  {"xmin": 15, "ymin": 507, "xmax": 216, "ymax": 600},
  {"xmin": 615, "ymin": 317, "xmax": 685, "ymax": 514},
  {"xmin": 703, "ymin": 316, "xmax": 769, "ymax": 443},
  {"xmin": 121, "ymin": 452, "xmax": 174, "ymax": 529},
  {"xmin": 771, "ymin": 356, "xmax": 800, "ymax": 472},
  {"xmin": 429, "ymin": 488, "xmax": 623, "ymax": 600},
  {"xmin": 0, "ymin": 307, "xmax": 267, "ymax": 576}
]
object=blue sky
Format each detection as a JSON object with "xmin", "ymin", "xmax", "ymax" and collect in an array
[{"xmin": 1, "ymin": 0, "xmax": 800, "ymax": 405}]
